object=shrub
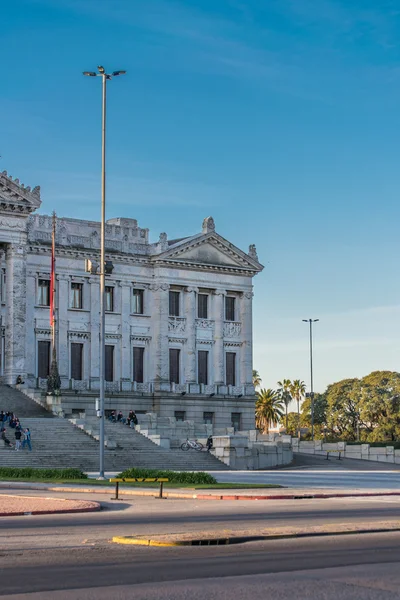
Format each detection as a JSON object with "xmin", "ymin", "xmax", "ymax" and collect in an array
[
  {"xmin": 117, "ymin": 468, "xmax": 217, "ymax": 485},
  {"xmin": 0, "ymin": 467, "xmax": 87, "ymax": 480}
]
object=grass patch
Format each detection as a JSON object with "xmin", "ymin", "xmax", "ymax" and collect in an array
[
  {"xmin": 117, "ymin": 468, "xmax": 217, "ymax": 485},
  {"xmin": 0, "ymin": 467, "xmax": 87, "ymax": 480},
  {"xmin": 0, "ymin": 476, "xmax": 282, "ymax": 489}
]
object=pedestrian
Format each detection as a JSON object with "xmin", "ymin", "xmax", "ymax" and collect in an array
[
  {"xmin": 22, "ymin": 428, "xmax": 32, "ymax": 451},
  {"xmin": 206, "ymin": 435, "xmax": 213, "ymax": 452},
  {"xmin": 1, "ymin": 428, "xmax": 12, "ymax": 448},
  {"xmin": 117, "ymin": 411, "xmax": 123, "ymax": 423},
  {"xmin": 14, "ymin": 428, "xmax": 22, "ymax": 451}
]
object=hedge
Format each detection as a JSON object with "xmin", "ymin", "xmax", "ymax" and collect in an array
[
  {"xmin": 117, "ymin": 468, "xmax": 217, "ymax": 485},
  {"xmin": 0, "ymin": 467, "xmax": 88, "ymax": 479},
  {"xmin": 346, "ymin": 441, "xmax": 400, "ymax": 449}
]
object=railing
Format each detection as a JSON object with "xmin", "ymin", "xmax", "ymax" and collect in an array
[
  {"xmin": 223, "ymin": 321, "xmax": 241, "ymax": 337},
  {"xmin": 168, "ymin": 316, "xmax": 186, "ymax": 333}
]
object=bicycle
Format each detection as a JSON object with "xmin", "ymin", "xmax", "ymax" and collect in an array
[{"xmin": 180, "ymin": 439, "xmax": 204, "ymax": 452}]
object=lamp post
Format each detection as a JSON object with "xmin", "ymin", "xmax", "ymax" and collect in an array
[
  {"xmin": 302, "ymin": 318, "xmax": 319, "ymax": 441},
  {"xmin": 83, "ymin": 66, "xmax": 126, "ymax": 479}
]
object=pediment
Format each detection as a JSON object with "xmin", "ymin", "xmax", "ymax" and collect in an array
[
  {"xmin": 0, "ymin": 171, "xmax": 41, "ymax": 215},
  {"xmin": 152, "ymin": 233, "xmax": 263, "ymax": 275}
]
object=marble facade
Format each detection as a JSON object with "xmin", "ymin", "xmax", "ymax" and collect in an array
[{"xmin": 0, "ymin": 171, "xmax": 263, "ymax": 430}]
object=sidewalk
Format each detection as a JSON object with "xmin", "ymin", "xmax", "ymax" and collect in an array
[
  {"xmin": 0, "ymin": 493, "xmax": 101, "ymax": 516},
  {"xmin": 2, "ymin": 480, "xmax": 400, "ymax": 501}
]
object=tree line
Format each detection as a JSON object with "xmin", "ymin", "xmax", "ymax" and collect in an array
[{"xmin": 253, "ymin": 370, "xmax": 400, "ymax": 442}]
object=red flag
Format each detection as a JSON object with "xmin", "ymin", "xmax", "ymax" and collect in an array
[{"xmin": 50, "ymin": 213, "xmax": 56, "ymax": 327}]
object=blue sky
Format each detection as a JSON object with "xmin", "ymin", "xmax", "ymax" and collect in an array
[{"xmin": 2, "ymin": 0, "xmax": 400, "ymax": 392}]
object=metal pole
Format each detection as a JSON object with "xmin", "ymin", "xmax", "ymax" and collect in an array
[
  {"xmin": 309, "ymin": 320, "xmax": 314, "ymax": 441},
  {"xmin": 99, "ymin": 74, "xmax": 107, "ymax": 479}
]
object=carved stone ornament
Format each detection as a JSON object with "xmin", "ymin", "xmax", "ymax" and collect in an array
[
  {"xmin": 248, "ymin": 244, "xmax": 258, "ymax": 261},
  {"xmin": 202, "ymin": 216, "xmax": 215, "ymax": 234},
  {"xmin": 224, "ymin": 321, "xmax": 242, "ymax": 337},
  {"xmin": 195, "ymin": 318, "xmax": 214, "ymax": 329},
  {"xmin": 168, "ymin": 317, "xmax": 186, "ymax": 333}
]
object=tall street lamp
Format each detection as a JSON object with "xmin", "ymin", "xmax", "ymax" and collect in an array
[
  {"xmin": 302, "ymin": 318, "xmax": 319, "ymax": 441},
  {"xmin": 83, "ymin": 66, "xmax": 126, "ymax": 479}
]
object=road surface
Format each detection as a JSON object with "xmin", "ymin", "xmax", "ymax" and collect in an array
[{"xmin": 2, "ymin": 532, "xmax": 400, "ymax": 598}]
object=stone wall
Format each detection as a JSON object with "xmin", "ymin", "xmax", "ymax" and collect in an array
[{"xmin": 292, "ymin": 438, "xmax": 400, "ymax": 464}]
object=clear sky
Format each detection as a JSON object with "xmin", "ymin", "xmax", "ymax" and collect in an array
[{"xmin": 2, "ymin": 0, "xmax": 399, "ymax": 393}]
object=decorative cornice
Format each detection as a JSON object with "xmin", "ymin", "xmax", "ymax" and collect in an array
[
  {"xmin": 130, "ymin": 335, "xmax": 151, "ymax": 343},
  {"xmin": 68, "ymin": 331, "xmax": 90, "ymax": 340},
  {"xmin": 0, "ymin": 171, "xmax": 41, "ymax": 214},
  {"xmin": 168, "ymin": 337, "xmax": 186, "ymax": 344}
]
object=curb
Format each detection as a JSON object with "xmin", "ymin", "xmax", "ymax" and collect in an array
[
  {"xmin": 2, "ymin": 483, "xmax": 400, "ymax": 501},
  {"xmin": 112, "ymin": 525, "xmax": 400, "ymax": 547},
  {"xmin": 0, "ymin": 505, "xmax": 101, "ymax": 517}
]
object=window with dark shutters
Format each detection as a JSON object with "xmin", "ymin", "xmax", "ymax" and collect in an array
[
  {"xmin": 169, "ymin": 291, "xmax": 180, "ymax": 316},
  {"xmin": 231, "ymin": 412, "xmax": 241, "ymax": 431},
  {"xmin": 198, "ymin": 294, "xmax": 208, "ymax": 319},
  {"xmin": 198, "ymin": 350, "xmax": 208, "ymax": 385},
  {"xmin": 132, "ymin": 289, "xmax": 144, "ymax": 314},
  {"xmin": 203, "ymin": 412, "xmax": 214, "ymax": 425},
  {"xmin": 105, "ymin": 345, "xmax": 114, "ymax": 382},
  {"xmin": 105, "ymin": 286, "xmax": 114, "ymax": 312},
  {"xmin": 225, "ymin": 296, "xmax": 235, "ymax": 321},
  {"xmin": 71, "ymin": 343, "xmax": 83, "ymax": 380},
  {"xmin": 133, "ymin": 347, "xmax": 144, "ymax": 383},
  {"xmin": 169, "ymin": 348, "xmax": 180, "ymax": 383},
  {"xmin": 38, "ymin": 341, "xmax": 51, "ymax": 378},
  {"xmin": 226, "ymin": 352, "xmax": 236, "ymax": 386}
]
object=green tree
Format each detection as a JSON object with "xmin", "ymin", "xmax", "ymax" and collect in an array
[
  {"xmin": 252, "ymin": 370, "xmax": 262, "ymax": 389},
  {"xmin": 277, "ymin": 379, "xmax": 292, "ymax": 429},
  {"xmin": 325, "ymin": 378, "xmax": 360, "ymax": 440},
  {"xmin": 285, "ymin": 412, "xmax": 300, "ymax": 437},
  {"xmin": 359, "ymin": 371, "xmax": 400, "ymax": 442},
  {"xmin": 290, "ymin": 379, "xmax": 306, "ymax": 436},
  {"xmin": 255, "ymin": 388, "xmax": 284, "ymax": 434},
  {"xmin": 301, "ymin": 393, "xmax": 327, "ymax": 429}
]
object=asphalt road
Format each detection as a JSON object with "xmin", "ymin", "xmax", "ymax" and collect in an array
[
  {"xmin": 2, "ymin": 533, "xmax": 400, "ymax": 598},
  {"xmin": 2, "ymin": 490, "xmax": 400, "ymax": 549}
]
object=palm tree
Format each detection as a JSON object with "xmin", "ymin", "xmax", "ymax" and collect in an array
[
  {"xmin": 290, "ymin": 379, "xmax": 306, "ymax": 438},
  {"xmin": 252, "ymin": 370, "xmax": 262, "ymax": 389},
  {"xmin": 277, "ymin": 379, "xmax": 292, "ymax": 430},
  {"xmin": 255, "ymin": 388, "xmax": 284, "ymax": 434}
]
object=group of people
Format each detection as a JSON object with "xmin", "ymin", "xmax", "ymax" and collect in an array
[
  {"xmin": 0, "ymin": 411, "xmax": 32, "ymax": 451},
  {"xmin": 108, "ymin": 410, "xmax": 139, "ymax": 428}
]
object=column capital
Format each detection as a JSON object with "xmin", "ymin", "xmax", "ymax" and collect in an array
[
  {"xmin": 241, "ymin": 291, "xmax": 254, "ymax": 300},
  {"xmin": 185, "ymin": 286, "xmax": 198, "ymax": 294},
  {"xmin": 149, "ymin": 283, "xmax": 169, "ymax": 292},
  {"xmin": 212, "ymin": 289, "xmax": 225, "ymax": 297}
]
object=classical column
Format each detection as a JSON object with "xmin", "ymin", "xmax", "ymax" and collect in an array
[
  {"xmin": 184, "ymin": 287, "xmax": 197, "ymax": 385},
  {"xmin": 57, "ymin": 274, "xmax": 69, "ymax": 386},
  {"xmin": 240, "ymin": 290, "xmax": 254, "ymax": 390},
  {"xmin": 5, "ymin": 243, "xmax": 27, "ymax": 384},
  {"xmin": 89, "ymin": 278, "xmax": 100, "ymax": 390},
  {"xmin": 25, "ymin": 270, "xmax": 36, "ymax": 384},
  {"xmin": 212, "ymin": 290, "xmax": 225, "ymax": 385},
  {"xmin": 150, "ymin": 283, "xmax": 170, "ymax": 391},
  {"xmin": 120, "ymin": 282, "xmax": 131, "ymax": 389}
]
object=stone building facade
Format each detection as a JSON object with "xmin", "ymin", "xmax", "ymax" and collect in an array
[{"xmin": 0, "ymin": 171, "xmax": 263, "ymax": 430}]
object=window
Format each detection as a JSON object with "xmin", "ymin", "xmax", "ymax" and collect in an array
[
  {"xmin": 225, "ymin": 296, "xmax": 235, "ymax": 321},
  {"xmin": 133, "ymin": 347, "xmax": 144, "ymax": 383},
  {"xmin": 71, "ymin": 343, "xmax": 83, "ymax": 380},
  {"xmin": 198, "ymin": 350, "xmax": 208, "ymax": 385},
  {"xmin": 198, "ymin": 294, "xmax": 208, "ymax": 319},
  {"xmin": 37, "ymin": 279, "xmax": 50, "ymax": 306},
  {"xmin": 105, "ymin": 345, "xmax": 114, "ymax": 382},
  {"xmin": 169, "ymin": 348, "xmax": 180, "ymax": 384},
  {"xmin": 1, "ymin": 270, "xmax": 5, "ymax": 304},
  {"xmin": 71, "ymin": 282, "xmax": 83, "ymax": 309},
  {"xmin": 203, "ymin": 412, "xmax": 214, "ymax": 425},
  {"xmin": 38, "ymin": 341, "xmax": 51, "ymax": 379},
  {"xmin": 169, "ymin": 291, "xmax": 180, "ymax": 316},
  {"xmin": 226, "ymin": 352, "xmax": 236, "ymax": 386},
  {"xmin": 105, "ymin": 286, "xmax": 114, "ymax": 312},
  {"xmin": 132, "ymin": 289, "xmax": 144, "ymax": 314},
  {"xmin": 175, "ymin": 411, "xmax": 185, "ymax": 422},
  {"xmin": 231, "ymin": 412, "xmax": 241, "ymax": 432}
]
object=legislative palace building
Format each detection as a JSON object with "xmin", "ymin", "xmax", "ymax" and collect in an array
[{"xmin": 0, "ymin": 170, "xmax": 263, "ymax": 430}]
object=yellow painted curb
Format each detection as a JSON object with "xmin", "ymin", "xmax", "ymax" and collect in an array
[{"xmin": 112, "ymin": 536, "xmax": 192, "ymax": 547}]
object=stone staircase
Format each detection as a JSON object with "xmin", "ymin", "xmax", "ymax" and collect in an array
[{"xmin": 0, "ymin": 385, "xmax": 230, "ymax": 471}]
